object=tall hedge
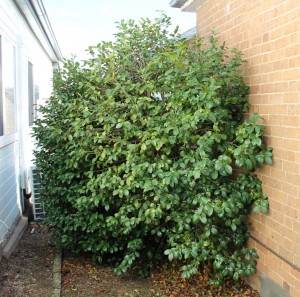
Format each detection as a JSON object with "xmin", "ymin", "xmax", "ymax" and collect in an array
[{"xmin": 33, "ymin": 15, "xmax": 272, "ymax": 284}]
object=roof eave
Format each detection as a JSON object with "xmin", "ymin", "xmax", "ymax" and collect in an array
[
  {"xmin": 169, "ymin": 0, "xmax": 207, "ymax": 12},
  {"xmin": 14, "ymin": 0, "xmax": 63, "ymax": 62},
  {"xmin": 181, "ymin": 27, "xmax": 197, "ymax": 39},
  {"xmin": 169, "ymin": 0, "xmax": 189, "ymax": 8}
]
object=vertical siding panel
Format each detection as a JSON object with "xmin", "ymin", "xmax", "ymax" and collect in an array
[{"xmin": 0, "ymin": 141, "xmax": 20, "ymax": 242}]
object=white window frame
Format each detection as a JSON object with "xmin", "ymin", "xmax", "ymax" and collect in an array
[{"xmin": 0, "ymin": 34, "xmax": 18, "ymax": 148}]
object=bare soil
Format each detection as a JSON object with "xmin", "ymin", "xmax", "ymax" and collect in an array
[
  {"xmin": 0, "ymin": 222, "xmax": 260, "ymax": 297},
  {"xmin": 0, "ymin": 222, "xmax": 56, "ymax": 297}
]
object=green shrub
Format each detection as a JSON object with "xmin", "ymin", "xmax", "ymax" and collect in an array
[{"xmin": 33, "ymin": 14, "xmax": 272, "ymax": 285}]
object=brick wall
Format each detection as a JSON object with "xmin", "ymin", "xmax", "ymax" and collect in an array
[{"xmin": 195, "ymin": 0, "xmax": 300, "ymax": 296}]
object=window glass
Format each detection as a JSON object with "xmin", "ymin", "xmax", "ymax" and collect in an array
[
  {"xmin": 28, "ymin": 62, "xmax": 40, "ymax": 126},
  {"xmin": 0, "ymin": 36, "xmax": 3, "ymax": 135},
  {"xmin": 0, "ymin": 37, "xmax": 16, "ymax": 136},
  {"xmin": 28, "ymin": 62, "xmax": 33, "ymax": 126}
]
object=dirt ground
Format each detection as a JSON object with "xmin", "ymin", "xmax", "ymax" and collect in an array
[
  {"xmin": 0, "ymin": 222, "xmax": 260, "ymax": 297},
  {"xmin": 0, "ymin": 223, "xmax": 56, "ymax": 297}
]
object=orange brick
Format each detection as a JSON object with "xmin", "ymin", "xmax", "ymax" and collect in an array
[
  {"xmin": 286, "ymin": 44, "xmax": 300, "ymax": 57},
  {"xmin": 287, "ymin": 196, "xmax": 298, "ymax": 208},
  {"xmin": 290, "ymin": 287, "xmax": 300, "ymax": 297},
  {"xmin": 257, "ymin": 165, "xmax": 271, "ymax": 176},
  {"xmin": 283, "ymin": 205, "xmax": 299, "ymax": 221},
  {"xmin": 294, "ymin": 56, "xmax": 300, "ymax": 67},
  {"xmin": 259, "ymin": 104, "xmax": 272, "ymax": 114},
  {"xmin": 272, "ymin": 157, "xmax": 283, "ymax": 170},
  {"xmin": 273, "ymin": 104, "xmax": 288, "ymax": 114},
  {"xmin": 284, "ymin": 69, "xmax": 300, "ymax": 80},
  {"xmin": 291, "ymin": 268, "xmax": 300, "ymax": 283},
  {"xmin": 288, "ymin": 81, "xmax": 299, "ymax": 91},
  {"xmin": 262, "ymin": 52, "xmax": 271, "ymax": 63},
  {"xmin": 282, "ymin": 261, "xmax": 293, "ymax": 275},
  {"xmin": 259, "ymin": 63, "xmax": 273, "ymax": 74},
  {"xmin": 266, "ymin": 251, "xmax": 282, "ymax": 271},
  {"xmin": 268, "ymin": 93, "xmax": 284, "ymax": 104},
  {"xmin": 285, "ymin": 0, "xmax": 300, "ymax": 10},
  {"xmin": 272, "ymin": 208, "xmax": 288, "ymax": 223},
  {"xmin": 287, "ymin": 151, "xmax": 296, "ymax": 161},
  {"xmin": 287, "ymin": 128, "xmax": 300, "ymax": 139},
  {"xmin": 287, "ymin": 105, "xmax": 300, "ymax": 115},
  {"xmin": 268, "ymin": 71, "xmax": 283, "ymax": 82},
  {"xmin": 269, "ymin": 195, "xmax": 283, "ymax": 208},
  {"xmin": 272, "ymin": 147, "xmax": 287, "ymax": 160},
  {"xmin": 289, "ymin": 58, "xmax": 297, "ymax": 68},
  {"xmin": 279, "ymin": 246, "xmax": 295, "ymax": 264},
  {"xmin": 250, "ymin": 84, "xmax": 261, "ymax": 94},
  {"xmin": 273, "ymin": 60, "xmax": 289, "ymax": 71},
  {"xmin": 273, "ymin": 81, "xmax": 289, "ymax": 92},
  {"xmin": 296, "ymin": 198, "xmax": 300, "ymax": 211},
  {"xmin": 284, "ymin": 164, "xmax": 300, "ymax": 177},
  {"xmin": 262, "ymin": 32, "xmax": 269, "ymax": 42},
  {"xmin": 270, "ymin": 26, "xmax": 284, "ymax": 40},
  {"xmin": 271, "ymin": 189, "xmax": 288, "ymax": 202},
  {"xmin": 281, "ymin": 274, "xmax": 295, "ymax": 294},
  {"xmin": 284, "ymin": 216, "xmax": 294, "ymax": 229},
  {"xmin": 284, "ymin": 20, "xmax": 300, "ymax": 36},
  {"xmin": 262, "ymin": 175, "xmax": 282, "ymax": 190},
  {"xmin": 292, "ymin": 220, "xmax": 300, "ymax": 232},
  {"xmin": 286, "ymin": 172, "xmax": 300, "ymax": 185},
  {"xmin": 281, "ymin": 182, "xmax": 298, "ymax": 196},
  {"xmin": 270, "ymin": 48, "xmax": 287, "ymax": 62},
  {"xmin": 294, "ymin": 254, "xmax": 300, "ymax": 267},
  {"xmin": 270, "ymin": 168, "xmax": 285, "ymax": 181},
  {"xmin": 284, "ymin": 116, "xmax": 300, "ymax": 127},
  {"xmin": 267, "ymin": 267, "xmax": 283, "ymax": 284},
  {"xmin": 278, "ymin": 238, "xmax": 294, "ymax": 251},
  {"xmin": 295, "ymin": 152, "xmax": 300, "ymax": 163},
  {"xmin": 251, "ymin": 74, "xmax": 265, "ymax": 85},
  {"xmin": 284, "ymin": 93, "xmax": 300, "ymax": 103},
  {"xmin": 195, "ymin": 1, "xmax": 300, "ymax": 294},
  {"xmin": 249, "ymin": 94, "xmax": 266, "ymax": 105}
]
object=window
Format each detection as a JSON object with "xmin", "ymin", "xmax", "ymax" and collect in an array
[
  {"xmin": 0, "ymin": 36, "xmax": 2, "ymax": 135},
  {"xmin": 0, "ymin": 36, "xmax": 16, "ymax": 136},
  {"xmin": 28, "ymin": 62, "xmax": 39, "ymax": 126}
]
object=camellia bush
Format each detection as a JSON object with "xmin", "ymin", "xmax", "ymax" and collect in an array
[{"xmin": 33, "ymin": 15, "xmax": 272, "ymax": 285}]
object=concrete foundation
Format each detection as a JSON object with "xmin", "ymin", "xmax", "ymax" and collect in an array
[
  {"xmin": 260, "ymin": 275, "xmax": 291, "ymax": 297},
  {"xmin": 2, "ymin": 217, "xmax": 28, "ymax": 259}
]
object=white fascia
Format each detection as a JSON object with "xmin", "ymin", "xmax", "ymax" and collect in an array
[{"xmin": 14, "ymin": 0, "xmax": 63, "ymax": 62}]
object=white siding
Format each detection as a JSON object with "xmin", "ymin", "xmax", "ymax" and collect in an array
[
  {"xmin": 0, "ymin": 142, "xmax": 20, "ymax": 243},
  {"xmin": 0, "ymin": 0, "xmax": 57, "ymax": 246}
]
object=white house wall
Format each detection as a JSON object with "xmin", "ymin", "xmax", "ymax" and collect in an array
[
  {"xmin": 0, "ymin": 0, "xmax": 56, "ymax": 245},
  {"xmin": 0, "ymin": 142, "xmax": 20, "ymax": 243}
]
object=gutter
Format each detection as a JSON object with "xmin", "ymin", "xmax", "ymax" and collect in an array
[{"xmin": 14, "ymin": 0, "xmax": 63, "ymax": 62}]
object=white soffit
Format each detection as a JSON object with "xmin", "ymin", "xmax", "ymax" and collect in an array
[{"xmin": 181, "ymin": 0, "xmax": 208, "ymax": 12}]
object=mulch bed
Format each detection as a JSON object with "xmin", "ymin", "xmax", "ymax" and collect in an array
[{"xmin": 62, "ymin": 252, "xmax": 260, "ymax": 297}]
